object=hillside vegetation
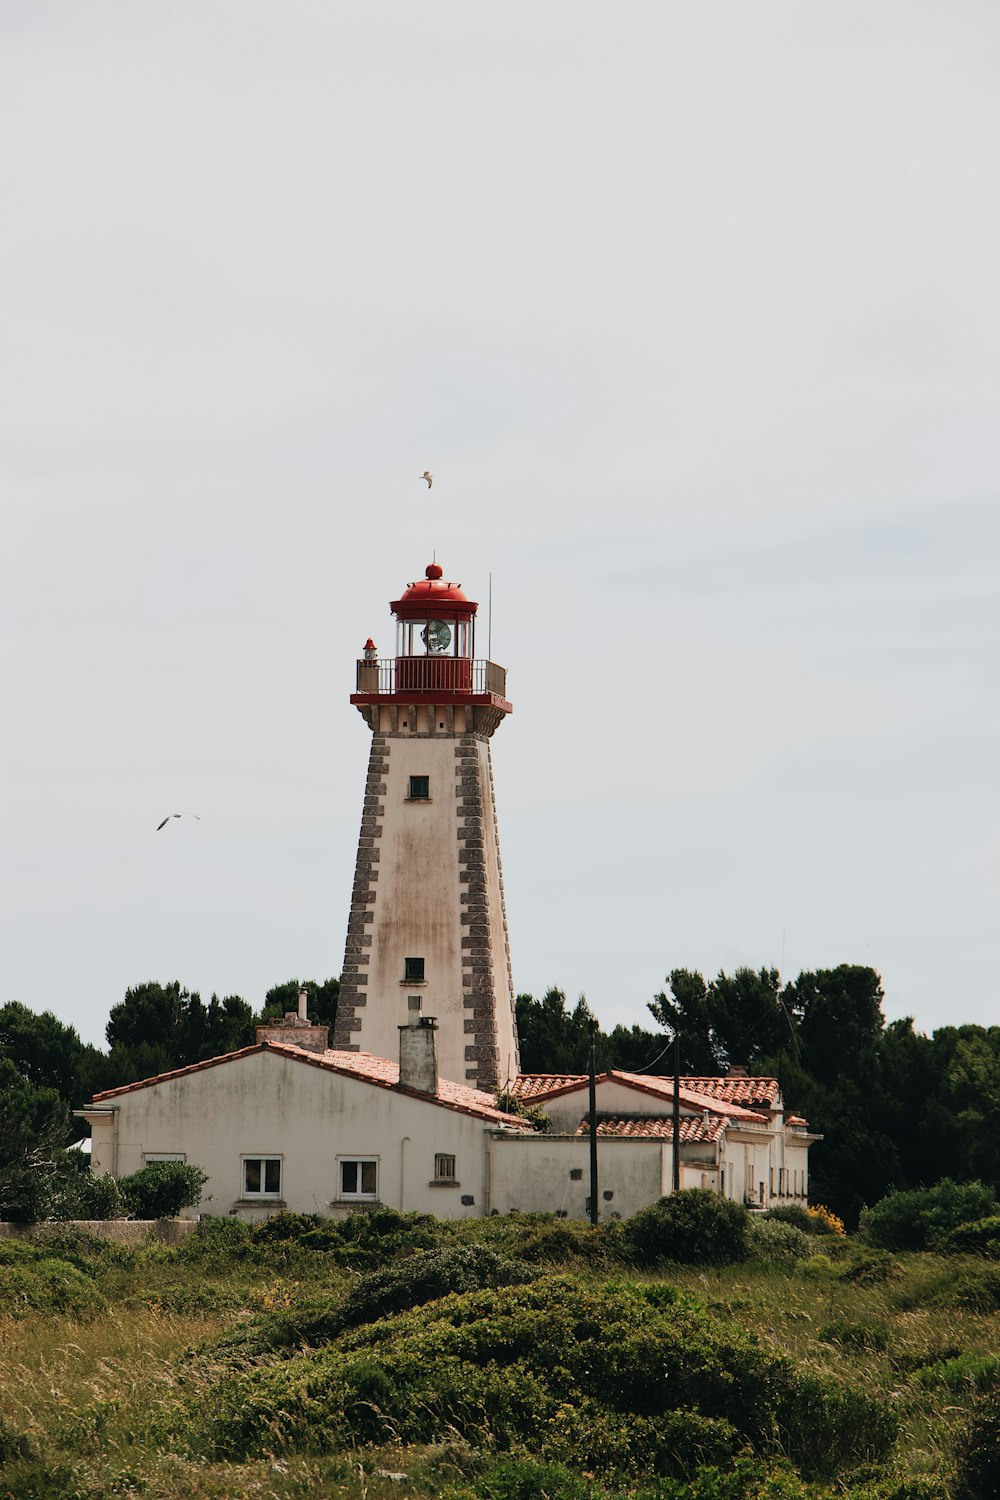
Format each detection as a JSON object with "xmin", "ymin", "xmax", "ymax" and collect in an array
[{"xmin": 2, "ymin": 1195, "xmax": 999, "ymax": 1499}]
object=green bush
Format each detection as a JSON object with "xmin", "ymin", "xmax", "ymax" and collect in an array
[
  {"xmin": 0, "ymin": 1255, "xmax": 105, "ymax": 1317},
  {"xmin": 954, "ymin": 1392, "xmax": 1000, "ymax": 1500},
  {"xmin": 838, "ymin": 1250, "xmax": 903, "ymax": 1286},
  {"xmin": 249, "ymin": 1210, "xmax": 327, "ymax": 1243},
  {"xmin": 117, "ymin": 1161, "xmax": 208, "ymax": 1219},
  {"xmin": 172, "ymin": 1214, "xmax": 253, "ymax": 1259},
  {"xmin": 620, "ymin": 1191, "xmax": 750, "ymax": 1267},
  {"xmin": 0, "ymin": 1415, "xmax": 35, "ymax": 1465},
  {"xmin": 198, "ymin": 1274, "xmax": 894, "ymax": 1480},
  {"xmin": 48, "ymin": 1167, "xmax": 126, "ymax": 1220},
  {"xmin": 771, "ymin": 1372, "xmax": 898, "ymax": 1480},
  {"xmin": 476, "ymin": 1457, "xmax": 595, "ymax": 1500},
  {"xmin": 747, "ymin": 1218, "xmax": 811, "ymax": 1264},
  {"xmin": 763, "ymin": 1204, "xmax": 813, "ymax": 1233},
  {"xmin": 818, "ymin": 1317, "xmax": 890, "ymax": 1352},
  {"xmin": 914, "ymin": 1353, "xmax": 1000, "ymax": 1393},
  {"xmin": 938, "ymin": 1215, "xmax": 1000, "ymax": 1258},
  {"xmin": 340, "ymin": 1243, "xmax": 538, "ymax": 1328},
  {"xmin": 859, "ymin": 1180, "xmax": 999, "ymax": 1252}
]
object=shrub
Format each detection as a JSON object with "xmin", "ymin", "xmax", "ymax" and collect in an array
[
  {"xmin": 198, "ymin": 1273, "xmax": 893, "ymax": 1480},
  {"xmin": 476, "ymin": 1457, "xmax": 594, "ymax": 1500},
  {"xmin": 48, "ymin": 1167, "xmax": 126, "ymax": 1220},
  {"xmin": 340, "ymin": 1243, "xmax": 538, "ymax": 1328},
  {"xmin": 838, "ymin": 1250, "xmax": 902, "ymax": 1286},
  {"xmin": 859, "ymin": 1180, "xmax": 999, "ymax": 1252},
  {"xmin": 914, "ymin": 1353, "xmax": 1000, "ymax": 1393},
  {"xmin": 746, "ymin": 1218, "xmax": 811, "ymax": 1264},
  {"xmin": 938, "ymin": 1216, "xmax": 1000, "ymax": 1258},
  {"xmin": 954, "ymin": 1392, "xmax": 1000, "ymax": 1500},
  {"xmin": 763, "ymin": 1204, "xmax": 812, "ymax": 1233},
  {"xmin": 949, "ymin": 1267, "xmax": 1000, "ymax": 1314},
  {"xmin": 0, "ymin": 1256, "xmax": 105, "ymax": 1317},
  {"xmin": 250, "ymin": 1206, "xmax": 445, "ymax": 1265},
  {"xmin": 250, "ymin": 1210, "xmax": 327, "ymax": 1243},
  {"xmin": 620, "ymin": 1191, "xmax": 750, "ymax": 1267},
  {"xmin": 771, "ymin": 1372, "xmax": 898, "ymax": 1480},
  {"xmin": 170, "ymin": 1214, "xmax": 252, "ymax": 1258},
  {"xmin": 807, "ymin": 1204, "xmax": 846, "ymax": 1236},
  {"xmin": 818, "ymin": 1317, "xmax": 890, "ymax": 1352},
  {"xmin": 118, "ymin": 1161, "xmax": 208, "ymax": 1219},
  {"xmin": 0, "ymin": 1415, "xmax": 35, "ymax": 1465}
]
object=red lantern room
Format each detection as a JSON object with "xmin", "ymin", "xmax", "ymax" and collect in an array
[
  {"xmin": 351, "ymin": 562, "xmax": 511, "ymax": 721},
  {"xmin": 391, "ymin": 562, "xmax": 476, "ymax": 692}
]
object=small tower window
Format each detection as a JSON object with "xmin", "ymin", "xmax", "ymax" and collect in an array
[
  {"xmin": 408, "ymin": 775, "xmax": 430, "ymax": 801},
  {"xmin": 404, "ymin": 957, "xmax": 425, "ymax": 983}
]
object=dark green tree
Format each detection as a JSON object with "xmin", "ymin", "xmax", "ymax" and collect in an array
[
  {"xmin": 515, "ymin": 988, "xmax": 595, "ymax": 1074},
  {"xmin": 257, "ymin": 977, "xmax": 340, "ymax": 1033},
  {"xmin": 0, "ymin": 1057, "xmax": 72, "ymax": 1222},
  {"xmin": 0, "ymin": 1000, "xmax": 107, "ymax": 1105},
  {"xmin": 786, "ymin": 965, "xmax": 885, "ymax": 1086},
  {"xmin": 648, "ymin": 969, "xmax": 719, "ymax": 1073}
]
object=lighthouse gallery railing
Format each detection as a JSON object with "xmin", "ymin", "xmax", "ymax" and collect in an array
[{"xmin": 356, "ymin": 658, "xmax": 507, "ymax": 698}]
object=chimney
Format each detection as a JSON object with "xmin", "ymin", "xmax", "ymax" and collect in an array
[
  {"xmin": 255, "ymin": 984, "xmax": 330, "ymax": 1055},
  {"xmin": 398, "ymin": 996, "xmax": 439, "ymax": 1094},
  {"xmin": 728, "ymin": 1062, "xmax": 749, "ymax": 1078}
]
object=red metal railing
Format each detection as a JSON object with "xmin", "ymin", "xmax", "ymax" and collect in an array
[{"xmin": 355, "ymin": 658, "xmax": 507, "ymax": 698}]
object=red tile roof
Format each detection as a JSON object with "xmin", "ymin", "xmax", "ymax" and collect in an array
[
  {"xmin": 581, "ymin": 1115, "xmax": 727, "ymax": 1143},
  {"xmin": 514, "ymin": 1073, "xmax": 587, "ymax": 1100},
  {"xmin": 91, "ymin": 1042, "xmax": 531, "ymax": 1129},
  {"xmin": 679, "ymin": 1076, "xmax": 781, "ymax": 1108},
  {"xmin": 514, "ymin": 1070, "xmax": 768, "ymax": 1123}
]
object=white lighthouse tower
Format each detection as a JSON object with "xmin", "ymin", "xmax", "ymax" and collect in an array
[{"xmin": 334, "ymin": 562, "xmax": 520, "ymax": 1092}]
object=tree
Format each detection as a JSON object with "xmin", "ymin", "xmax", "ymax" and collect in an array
[
  {"xmin": 257, "ymin": 977, "xmax": 340, "ymax": 1033},
  {"xmin": 103, "ymin": 982, "xmax": 256, "ymax": 1085},
  {"xmin": 0, "ymin": 1057, "xmax": 71, "ymax": 1222},
  {"xmin": 0, "ymin": 1000, "xmax": 104, "ymax": 1106},
  {"xmin": 786, "ymin": 965, "xmax": 885, "ymax": 1086},
  {"xmin": 515, "ymin": 988, "xmax": 595, "ymax": 1074},
  {"xmin": 649, "ymin": 967, "xmax": 789, "ymax": 1074},
  {"xmin": 648, "ymin": 969, "xmax": 719, "ymax": 1073}
]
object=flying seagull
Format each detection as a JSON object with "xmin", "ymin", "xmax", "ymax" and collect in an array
[
  {"xmin": 156, "ymin": 813, "xmax": 202, "ymax": 831},
  {"xmin": 421, "ymin": 470, "xmax": 433, "ymax": 488}
]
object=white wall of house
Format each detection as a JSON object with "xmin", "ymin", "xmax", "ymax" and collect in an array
[
  {"xmin": 489, "ymin": 1135, "xmax": 730, "ymax": 1222},
  {"xmin": 85, "ymin": 1050, "xmax": 519, "ymax": 1220}
]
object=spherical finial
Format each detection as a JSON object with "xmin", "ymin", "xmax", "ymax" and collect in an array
[{"xmin": 425, "ymin": 562, "xmax": 444, "ymax": 580}]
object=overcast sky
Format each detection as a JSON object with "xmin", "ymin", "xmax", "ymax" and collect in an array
[{"xmin": 2, "ymin": 3, "xmax": 998, "ymax": 1052}]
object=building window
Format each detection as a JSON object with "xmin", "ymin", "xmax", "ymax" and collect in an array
[
  {"xmin": 340, "ymin": 1159, "xmax": 378, "ymax": 1199},
  {"xmin": 404, "ymin": 956, "xmax": 425, "ymax": 983},
  {"xmin": 408, "ymin": 775, "xmax": 430, "ymax": 800},
  {"xmin": 243, "ymin": 1157, "xmax": 282, "ymax": 1197},
  {"xmin": 434, "ymin": 1153, "xmax": 457, "ymax": 1182}
]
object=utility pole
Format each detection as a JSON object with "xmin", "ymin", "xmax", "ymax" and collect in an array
[
  {"xmin": 588, "ymin": 1019, "xmax": 599, "ymax": 1226},
  {"xmin": 672, "ymin": 1030, "xmax": 681, "ymax": 1194}
]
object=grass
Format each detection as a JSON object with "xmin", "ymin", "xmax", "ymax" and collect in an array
[{"xmin": 0, "ymin": 1220, "xmax": 992, "ymax": 1497}]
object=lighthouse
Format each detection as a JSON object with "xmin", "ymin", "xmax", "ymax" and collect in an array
[{"xmin": 334, "ymin": 563, "xmax": 520, "ymax": 1092}]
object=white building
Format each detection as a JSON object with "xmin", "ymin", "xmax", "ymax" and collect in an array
[{"xmin": 79, "ymin": 559, "xmax": 819, "ymax": 1223}]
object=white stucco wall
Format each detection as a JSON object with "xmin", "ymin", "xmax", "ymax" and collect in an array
[
  {"xmin": 87, "ymin": 1050, "xmax": 517, "ymax": 1220},
  {"xmin": 489, "ymin": 1135, "xmax": 667, "ymax": 1221}
]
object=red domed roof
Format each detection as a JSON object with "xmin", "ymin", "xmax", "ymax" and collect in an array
[{"xmin": 391, "ymin": 563, "xmax": 478, "ymax": 619}]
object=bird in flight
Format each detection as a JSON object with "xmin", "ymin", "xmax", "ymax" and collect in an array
[
  {"xmin": 421, "ymin": 470, "xmax": 433, "ymax": 488},
  {"xmin": 156, "ymin": 813, "xmax": 202, "ymax": 831}
]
